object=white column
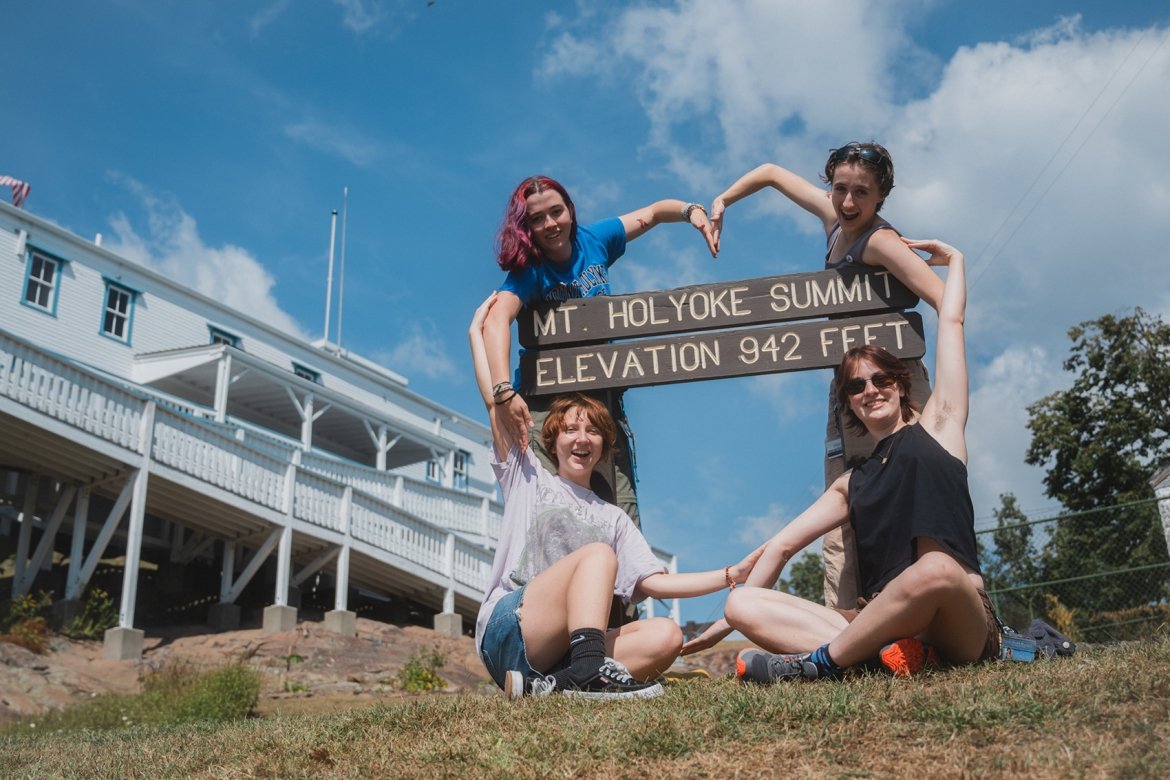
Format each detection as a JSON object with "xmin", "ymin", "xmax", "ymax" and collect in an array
[
  {"xmin": 14, "ymin": 475, "xmax": 38, "ymax": 589},
  {"xmin": 214, "ymin": 353, "xmax": 232, "ymax": 423},
  {"xmin": 66, "ymin": 487, "xmax": 91, "ymax": 600},
  {"xmin": 443, "ymin": 533, "xmax": 456, "ymax": 614},
  {"xmin": 117, "ymin": 401, "xmax": 155, "ymax": 629},
  {"xmin": 221, "ymin": 541, "xmax": 237, "ymax": 602}
]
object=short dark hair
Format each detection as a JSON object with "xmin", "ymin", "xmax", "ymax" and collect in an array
[{"xmin": 821, "ymin": 141, "xmax": 895, "ymax": 212}]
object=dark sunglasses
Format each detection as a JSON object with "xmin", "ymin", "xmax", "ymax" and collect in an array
[
  {"xmin": 843, "ymin": 371, "xmax": 898, "ymax": 395},
  {"xmin": 828, "ymin": 143, "xmax": 889, "ymax": 169}
]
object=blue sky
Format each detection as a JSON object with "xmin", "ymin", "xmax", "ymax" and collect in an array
[{"xmin": 5, "ymin": 0, "xmax": 1169, "ymax": 625}]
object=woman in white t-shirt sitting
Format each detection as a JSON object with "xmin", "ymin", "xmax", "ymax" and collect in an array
[{"xmin": 470, "ymin": 293, "xmax": 761, "ymax": 700}]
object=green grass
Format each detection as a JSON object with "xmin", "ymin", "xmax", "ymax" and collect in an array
[
  {"xmin": 2, "ymin": 663, "xmax": 259, "ymax": 734},
  {"xmin": 2, "ymin": 639, "xmax": 1168, "ymax": 779}
]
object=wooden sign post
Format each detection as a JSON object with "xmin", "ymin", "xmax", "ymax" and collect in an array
[{"xmin": 518, "ymin": 267, "xmax": 926, "ymax": 395}]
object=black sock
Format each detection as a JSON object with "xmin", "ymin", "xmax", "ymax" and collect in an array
[
  {"xmin": 810, "ymin": 643, "xmax": 843, "ymax": 679},
  {"xmin": 567, "ymin": 627, "xmax": 607, "ymax": 687}
]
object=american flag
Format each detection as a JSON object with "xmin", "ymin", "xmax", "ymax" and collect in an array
[{"xmin": 0, "ymin": 175, "xmax": 31, "ymax": 208}]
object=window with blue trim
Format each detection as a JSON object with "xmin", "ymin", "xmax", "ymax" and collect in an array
[
  {"xmin": 208, "ymin": 325, "xmax": 241, "ymax": 348},
  {"xmin": 23, "ymin": 249, "xmax": 65, "ymax": 314},
  {"xmin": 101, "ymin": 280, "xmax": 136, "ymax": 343},
  {"xmin": 292, "ymin": 363, "xmax": 320, "ymax": 383},
  {"xmin": 453, "ymin": 451, "xmax": 469, "ymax": 491},
  {"xmin": 425, "ymin": 459, "xmax": 440, "ymax": 484}
]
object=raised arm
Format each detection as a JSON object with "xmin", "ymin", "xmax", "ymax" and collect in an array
[
  {"xmin": 903, "ymin": 238, "xmax": 968, "ymax": 461},
  {"xmin": 863, "ymin": 230, "xmax": 945, "ymax": 311},
  {"xmin": 470, "ymin": 292, "xmax": 515, "ymax": 459},
  {"xmin": 710, "ymin": 163, "xmax": 835, "ymax": 252},
  {"xmin": 619, "ymin": 199, "xmax": 717, "ymax": 258},
  {"xmin": 481, "ymin": 289, "xmax": 533, "ymax": 452}
]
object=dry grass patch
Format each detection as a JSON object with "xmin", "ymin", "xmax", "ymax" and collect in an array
[{"xmin": 2, "ymin": 638, "xmax": 1167, "ymax": 779}]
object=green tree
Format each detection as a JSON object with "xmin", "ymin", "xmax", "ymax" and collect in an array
[
  {"xmin": 981, "ymin": 493, "xmax": 1041, "ymax": 627},
  {"xmin": 1025, "ymin": 307, "xmax": 1170, "ymax": 613},
  {"xmin": 776, "ymin": 551, "xmax": 824, "ymax": 602}
]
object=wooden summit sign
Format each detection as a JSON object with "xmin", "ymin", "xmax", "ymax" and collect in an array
[{"xmin": 518, "ymin": 267, "xmax": 926, "ymax": 395}]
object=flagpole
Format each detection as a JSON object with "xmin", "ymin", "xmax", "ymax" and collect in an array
[
  {"xmin": 337, "ymin": 186, "xmax": 348, "ymax": 349},
  {"xmin": 323, "ymin": 209, "xmax": 338, "ymax": 343}
]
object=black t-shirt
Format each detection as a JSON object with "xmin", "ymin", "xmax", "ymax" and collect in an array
[{"xmin": 847, "ymin": 423, "xmax": 981, "ymax": 597}]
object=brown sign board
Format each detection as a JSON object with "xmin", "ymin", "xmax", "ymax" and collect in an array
[
  {"xmin": 520, "ymin": 311, "xmax": 925, "ymax": 395},
  {"xmin": 517, "ymin": 267, "xmax": 918, "ymax": 348}
]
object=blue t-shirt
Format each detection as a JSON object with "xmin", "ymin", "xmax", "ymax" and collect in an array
[{"xmin": 500, "ymin": 218, "xmax": 627, "ymax": 304}]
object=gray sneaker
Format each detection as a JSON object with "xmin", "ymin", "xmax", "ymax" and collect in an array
[
  {"xmin": 736, "ymin": 649, "xmax": 821, "ymax": 684},
  {"xmin": 504, "ymin": 671, "xmax": 558, "ymax": 700},
  {"xmin": 562, "ymin": 658, "xmax": 664, "ymax": 701}
]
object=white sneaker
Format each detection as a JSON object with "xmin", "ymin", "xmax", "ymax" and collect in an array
[{"xmin": 504, "ymin": 670, "xmax": 558, "ymax": 700}]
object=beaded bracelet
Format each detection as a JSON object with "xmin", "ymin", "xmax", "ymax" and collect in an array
[
  {"xmin": 682, "ymin": 202, "xmax": 707, "ymax": 223},
  {"xmin": 724, "ymin": 565, "xmax": 737, "ymax": 589}
]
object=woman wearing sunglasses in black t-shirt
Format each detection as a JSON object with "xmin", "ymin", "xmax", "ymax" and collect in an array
[{"xmin": 683, "ymin": 239, "xmax": 1003, "ymax": 682}]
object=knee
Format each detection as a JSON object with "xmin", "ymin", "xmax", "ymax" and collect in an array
[
  {"xmin": 723, "ymin": 587, "xmax": 758, "ymax": 631},
  {"xmin": 578, "ymin": 542, "xmax": 618, "ymax": 569},
  {"xmin": 900, "ymin": 553, "xmax": 965, "ymax": 596},
  {"xmin": 642, "ymin": 617, "xmax": 684, "ymax": 658}
]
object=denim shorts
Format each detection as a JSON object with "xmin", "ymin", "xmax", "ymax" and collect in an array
[{"xmin": 479, "ymin": 586, "xmax": 533, "ymax": 689}]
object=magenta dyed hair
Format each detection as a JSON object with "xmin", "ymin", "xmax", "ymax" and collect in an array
[
  {"xmin": 836, "ymin": 345, "xmax": 917, "ymax": 435},
  {"xmin": 495, "ymin": 175, "xmax": 578, "ymax": 272}
]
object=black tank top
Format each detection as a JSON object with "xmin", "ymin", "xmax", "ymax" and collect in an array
[
  {"xmin": 825, "ymin": 216, "xmax": 896, "ymax": 269},
  {"xmin": 847, "ymin": 423, "xmax": 981, "ymax": 597}
]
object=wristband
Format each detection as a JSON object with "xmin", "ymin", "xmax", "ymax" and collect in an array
[
  {"xmin": 493, "ymin": 390, "xmax": 517, "ymax": 406},
  {"xmin": 492, "ymin": 381, "xmax": 513, "ymax": 397}
]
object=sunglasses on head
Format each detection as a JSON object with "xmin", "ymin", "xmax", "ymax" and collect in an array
[
  {"xmin": 843, "ymin": 371, "xmax": 898, "ymax": 395},
  {"xmin": 828, "ymin": 143, "xmax": 889, "ymax": 169}
]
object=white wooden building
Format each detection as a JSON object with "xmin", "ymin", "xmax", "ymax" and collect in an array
[{"xmin": 0, "ymin": 200, "xmax": 681, "ymax": 659}]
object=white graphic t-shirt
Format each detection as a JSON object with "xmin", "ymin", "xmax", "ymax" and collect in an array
[{"xmin": 474, "ymin": 445, "xmax": 664, "ymax": 655}]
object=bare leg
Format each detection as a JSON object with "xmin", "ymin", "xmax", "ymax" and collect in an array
[
  {"xmin": 724, "ymin": 586, "xmax": 849, "ymax": 654},
  {"xmin": 827, "ymin": 549, "xmax": 989, "ymax": 667},
  {"xmin": 518, "ymin": 542, "xmax": 617, "ymax": 672},
  {"xmin": 608, "ymin": 618, "xmax": 683, "ymax": 680}
]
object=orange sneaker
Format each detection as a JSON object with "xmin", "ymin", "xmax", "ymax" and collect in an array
[{"xmin": 879, "ymin": 638, "xmax": 940, "ymax": 677}]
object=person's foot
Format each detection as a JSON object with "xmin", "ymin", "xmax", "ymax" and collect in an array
[
  {"xmin": 736, "ymin": 648, "xmax": 822, "ymax": 684},
  {"xmin": 878, "ymin": 638, "xmax": 940, "ymax": 677},
  {"xmin": 503, "ymin": 671, "xmax": 558, "ymax": 699},
  {"xmin": 561, "ymin": 658, "xmax": 664, "ymax": 700}
]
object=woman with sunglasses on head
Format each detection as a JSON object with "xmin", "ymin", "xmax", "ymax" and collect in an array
[
  {"xmin": 484, "ymin": 175, "xmax": 718, "ymax": 532},
  {"xmin": 682, "ymin": 238, "xmax": 1002, "ymax": 682},
  {"xmin": 708, "ymin": 142, "xmax": 943, "ymax": 613},
  {"xmin": 470, "ymin": 293, "xmax": 762, "ymax": 699}
]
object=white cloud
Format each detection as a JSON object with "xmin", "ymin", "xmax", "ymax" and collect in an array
[
  {"xmin": 283, "ymin": 119, "xmax": 381, "ymax": 167},
  {"xmin": 546, "ymin": 2, "xmax": 1170, "ymax": 517},
  {"xmin": 248, "ymin": 0, "xmax": 289, "ymax": 38},
  {"xmin": 735, "ymin": 500, "xmax": 792, "ymax": 546},
  {"xmin": 332, "ymin": 0, "xmax": 387, "ymax": 34},
  {"xmin": 745, "ymin": 371, "xmax": 822, "ymax": 429},
  {"xmin": 966, "ymin": 345, "xmax": 1066, "ymax": 522},
  {"xmin": 375, "ymin": 322, "xmax": 458, "ymax": 380},
  {"xmin": 103, "ymin": 176, "xmax": 305, "ymax": 339}
]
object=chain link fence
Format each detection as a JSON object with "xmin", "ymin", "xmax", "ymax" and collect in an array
[{"xmin": 980, "ymin": 496, "xmax": 1170, "ymax": 643}]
